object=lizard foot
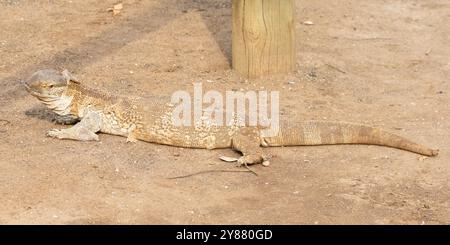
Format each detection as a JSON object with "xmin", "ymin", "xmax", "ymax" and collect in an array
[
  {"xmin": 126, "ymin": 134, "xmax": 138, "ymax": 143},
  {"xmin": 237, "ymin": 154, "xmax": 272, "ymax": 167},
  {"xmin": 47, "ymin": 129, "xmax": 65, "ymax": 139},
  {"xmin": 47, "ymin": 128, "xmax": 99, "ymax": 141}
]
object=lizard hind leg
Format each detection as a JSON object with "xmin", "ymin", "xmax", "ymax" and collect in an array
[{"xmin": 231, "ymin": 128, "xmax": 270, "ymax": 166}]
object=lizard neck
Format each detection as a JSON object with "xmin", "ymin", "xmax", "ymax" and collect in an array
[
  {"xmin": 64, "ymin": 81, "xmax": 117, "ymax": 118},
  {"xmin": 38, "ymin": 90, "xmax": 74, "ymax": 116}
]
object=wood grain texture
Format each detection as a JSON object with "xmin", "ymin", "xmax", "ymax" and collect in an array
[{"xmin": 232, "ymin": 0, "xmax": 295, "ymax": 78}]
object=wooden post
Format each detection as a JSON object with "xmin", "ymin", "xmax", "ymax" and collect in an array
[{"xmin": 232, "ymin": 0, "xmax": 295, "ymax": 78}]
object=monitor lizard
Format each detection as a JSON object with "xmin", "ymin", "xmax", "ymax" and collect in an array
[{"xmin": 23, "ymin": 69, "xmax": 439, "ymax": 167}]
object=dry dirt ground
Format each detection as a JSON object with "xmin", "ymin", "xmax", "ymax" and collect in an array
[{"xmin": 0, "ymin": 0, "xmax": 449, "ymax": 224}]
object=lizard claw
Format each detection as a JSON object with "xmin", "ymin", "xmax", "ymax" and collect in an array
[
  {"xmin": 237, "ymin": 154, "xmax": 272, "ymax": 167},
  {"xmin": 237, "ymin": 157, "xmax": 246, "ymax": 166},
  {"xmin": 237, "ymin": 155, "xmax": 260, "ymax": 166},
  {"xmin": 126, "ymin": 135, "xmax": 138, "ymax": 143},
  {"xmin": 47, "ymin": 129, "xmax": 63, "ymax": 139}
]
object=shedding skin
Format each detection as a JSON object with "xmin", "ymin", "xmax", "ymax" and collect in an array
[{"xmin": 24, "ymin": 69, "xmax": 439, "ymax": 166}]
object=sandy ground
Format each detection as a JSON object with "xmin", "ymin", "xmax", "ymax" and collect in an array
[{"xmin": 0, "ymin": 0, "xmax": 449, "ymax": 224}]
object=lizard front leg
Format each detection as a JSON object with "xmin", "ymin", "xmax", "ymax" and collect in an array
[
  {"xmin": 47, "ymin": 111, "xmax": 102, "ymax": 141},
  {"xmin": 231, "ymin": 128, "xmax": 269, "ymax": 166}
]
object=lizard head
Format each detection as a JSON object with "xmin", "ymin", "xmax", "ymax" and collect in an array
[
  {"xmin": 23, "ymin": 69, "xmax": 78, "ymax": 116},
  {"xmin": 23, "ymin": 69, "xmax": 73, "ymax": 98}
]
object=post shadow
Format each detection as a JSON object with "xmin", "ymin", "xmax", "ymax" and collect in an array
[{"xmin": 1, "ymin": 0, "xmax": 232, "ymax": 103}]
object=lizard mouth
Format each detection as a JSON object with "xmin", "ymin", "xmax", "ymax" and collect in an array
[{"xmin": 22, "ymin": 80, "xmax": 56, "ymax": 99}]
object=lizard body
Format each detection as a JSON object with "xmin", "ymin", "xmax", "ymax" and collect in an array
[{"xmin": 23, "ymin": 69, "xmax": 438, "ymax": 165}]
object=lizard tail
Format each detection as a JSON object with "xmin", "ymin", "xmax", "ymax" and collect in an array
[{"xmin": 262, "ymin": 121, "xmax": 439, "ymax": 157}]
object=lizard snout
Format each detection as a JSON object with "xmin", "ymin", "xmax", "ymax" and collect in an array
[{"xmin": 23, "ymin": 69, "xmax": 69, "ymax": 98}]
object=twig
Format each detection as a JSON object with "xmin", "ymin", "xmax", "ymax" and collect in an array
[
  {"xmin": 332, "ymin": 36, "xmax": 393, "ymax": 41},
  {"xmin": 242, "ymin": 162, "xmax": 259, "ymax": 176},
  {"xmin": 168, "ymin": 169, "xmax": 257, "ymax": 180},
  {"xmin": 325, "ymin": 64, "xmax": 347, "ymax": 74},
  {"xmin": 352, "ymin": 37, "xmax": 392, "ymax": 41}
]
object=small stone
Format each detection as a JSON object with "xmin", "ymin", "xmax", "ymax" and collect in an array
[{"xmin": 418, "ymin": 156, "xmax": 428, "ymax": 161}]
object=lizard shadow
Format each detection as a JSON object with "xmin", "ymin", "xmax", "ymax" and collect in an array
[
  {"xmin": 180, "ymin": 0, "xmax": 232, "ymax": 64},
  {"xmin": 24, "ymin": 105, "xmax": 79, "ymax": 125}
]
